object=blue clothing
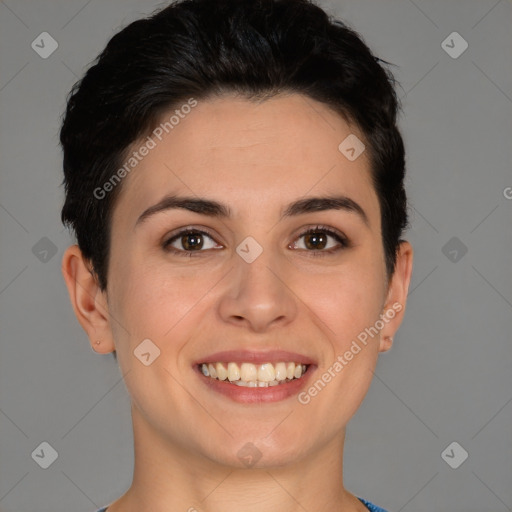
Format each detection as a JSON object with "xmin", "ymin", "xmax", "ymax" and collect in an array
[
  {"xmin": 358, "ymin": 497, "xmax": 389, "ymax": 511},
  {"xmin": 96, "ymin": 497, "xmax": 388, "ymax": 512}
]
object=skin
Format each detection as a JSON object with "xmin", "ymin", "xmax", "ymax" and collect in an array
[{"xmin": 62, "ymin": 92, "xmax": 413, "ymax": 512}]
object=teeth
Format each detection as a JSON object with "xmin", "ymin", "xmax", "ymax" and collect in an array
[
  {"xmin": 240, "ymin": 362, "xmax": 258, "ymax": 382},
  {"xmin": 208, "ymin": 363, "xmax": 217, "ymax": 379},
  {"xmin": 227, "ymin": 362, "xmax": 241, "ymax": 382},
  {"xmin": 258, "ymin": 363, "xmax": 276, "ymax": 382},
  {"xmin": 234, "ymin": 379, "xmax": 280, "ymax": 388},
  {"xmin": 200, "ymin": 361, "xmax": 308, "ymax": 385},
  {"xmin": 274, "ymin": 362, "xmax": 287, "ymax": 381},
  {"xmin": 216, "ymin": 362, "xmax": 228, "ymax": 381},
  {"xmin": 235, "ymin": 380, "xmax": 258, "ymax": 387}
]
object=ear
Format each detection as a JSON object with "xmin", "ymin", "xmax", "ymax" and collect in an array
[
  {"xmin": 61, "ymin": 244, "xmax": 116, "ymax": 355},
  {"xmin": 378, "ymin": 240, "xmax": 414, "ymax": 353}
]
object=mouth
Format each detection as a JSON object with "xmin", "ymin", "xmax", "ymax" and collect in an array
[
  {"xmin": 198, "ymin": 361, "xmax": 309, "ymax": 387},
  {"xmin": 193, "ymin": 351, "xmax": 316, "ymax": 403}
]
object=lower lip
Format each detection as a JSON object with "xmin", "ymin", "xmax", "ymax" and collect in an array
[{"xmin": 195, "ymin": 365, "xmax": 316, "ymax": 404}]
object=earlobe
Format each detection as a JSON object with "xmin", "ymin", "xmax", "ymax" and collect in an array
[
  {"xmin": 379, "ymin": 335, "xmax": 393, "ymax": 352},
  {"xmin": 61, "ymin": 244, "xmax": 116, "ymax": 354}
]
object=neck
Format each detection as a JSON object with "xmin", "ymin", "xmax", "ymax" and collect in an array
[{"xmin": 107, "ymin": 404, "xmax": 368, "ymax": 512}]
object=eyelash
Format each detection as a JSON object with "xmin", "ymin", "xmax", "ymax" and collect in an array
[{"xmin": 162, "ymin": 225, "xmax": 350, "ymax": 258}]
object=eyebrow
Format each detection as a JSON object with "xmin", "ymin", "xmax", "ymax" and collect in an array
[{"xmin": 135, "ymin": 194, "xmax": 370, "ymax": 228}]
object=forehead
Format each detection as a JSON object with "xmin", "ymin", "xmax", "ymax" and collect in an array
[{"xmin": 112, "ymin": 93, "xmax": 378, "ymax": 229}]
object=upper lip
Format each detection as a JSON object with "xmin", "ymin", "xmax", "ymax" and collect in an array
[{"xmin": 194, "ymin": 349, "xmax": 317, "ymax": 366}]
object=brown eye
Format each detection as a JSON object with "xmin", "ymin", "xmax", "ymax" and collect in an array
[
  {"xmin": 178, "ymin": 232, "xmax": 204, "ymax": 251},
  {"xmin": 303, "ymin": 231, "xmax": 329, "ymax": 250},
  {"xmin": 163, "ymin": 228, "xmax": 221, "ymax": 256},
  {"xmin": 290, "ymin": 225, "xmax": 349, "ymax": 256}
]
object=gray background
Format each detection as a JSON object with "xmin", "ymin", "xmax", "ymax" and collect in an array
[{"xmin": 0, "ymin": 0, "xmax": 511, "ymax": 511}]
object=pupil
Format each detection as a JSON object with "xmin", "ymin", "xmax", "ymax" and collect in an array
[{"xmin": 305, "ymin": 232, "xmax": 326, "ymax": 250}]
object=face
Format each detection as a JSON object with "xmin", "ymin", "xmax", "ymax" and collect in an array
[{"xmin": 78, "ymin": 93, "xmax": 410, "ymax": 468}]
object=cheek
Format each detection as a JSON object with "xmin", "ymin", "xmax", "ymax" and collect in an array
[
  {"xmin": 295, "ymin": 260, "xmax": 386, "ymax": 348},
  {"xmin": 110, "ymin": 257, "xmax": 224, "ymax": 354},
  {"xmin": 119, "ymin": 271, "xmax": 195, "ymax": 341}
]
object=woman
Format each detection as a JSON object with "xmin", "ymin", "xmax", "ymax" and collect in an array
[{"xmin": 60, "ymin": 0, "xmax": 413, "ymax": 510}]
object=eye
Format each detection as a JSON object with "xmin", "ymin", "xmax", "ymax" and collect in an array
[
  {"xmin": 289, "ymin": 225, "xmax": 350, "ymax": 256},
  {"xmin": 163, "ymin": 228, "xmax": 222, "ymax": 257}
]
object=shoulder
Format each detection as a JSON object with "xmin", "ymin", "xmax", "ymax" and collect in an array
[{"xmin": 95, "ymin": 501, "xmax": 387, "ymax": 512}]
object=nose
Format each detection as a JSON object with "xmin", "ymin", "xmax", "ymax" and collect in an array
[{"xmin": 217, "ymin": 243, "xmax": 298, "ymax": 333}]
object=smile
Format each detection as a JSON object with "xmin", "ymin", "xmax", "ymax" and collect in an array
[{"xmin": 199, "ymin": 361, "xmax": 308, "ymax": 387}]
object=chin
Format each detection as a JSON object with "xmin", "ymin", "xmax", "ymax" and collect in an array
[{"xmin": 201, "ymin": 434, "xmax": 311, "ymax": 470}]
